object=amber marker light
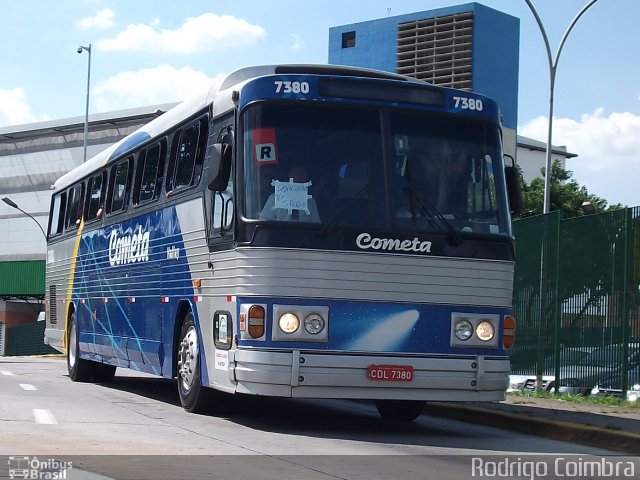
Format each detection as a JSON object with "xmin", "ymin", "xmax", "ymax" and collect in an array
[
  {"xmin": 503, "ymin": 315, "xmax": 516, "ymax": 349},
  {"xmin": 248, "ymin": 305, "xmax": 265, "ymax": 338}
]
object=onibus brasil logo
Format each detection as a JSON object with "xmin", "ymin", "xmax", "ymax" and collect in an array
[{"xmin": 8, "ymin": 456, "xmax": 72, "ymax": 480}]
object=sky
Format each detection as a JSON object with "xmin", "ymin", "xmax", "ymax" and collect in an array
[{"xmin": 1, "ymin": 0, "xmax": 639, "ymax": 207}]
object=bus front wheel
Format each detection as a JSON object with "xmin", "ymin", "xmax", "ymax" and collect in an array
[
  {"xmin": 177, "ymin": 312, "xmax": 211, "ymax": 413},
  {"xmin": 375, "ymin": 400, "xmax": 425, "ymax": 422}
]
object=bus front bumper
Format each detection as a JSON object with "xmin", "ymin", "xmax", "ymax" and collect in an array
[{"xmin": 229, "ymin": 349, "xmax": 509, "ymax": 402}]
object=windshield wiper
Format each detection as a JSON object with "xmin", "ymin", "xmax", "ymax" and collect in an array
[
  {"xmin": 402, "ymin": 184, "xmax": 463, "ymax": 246},
  {"xmin": 316, "ymin": 183, "xmax": 369, "ymax": 238}
]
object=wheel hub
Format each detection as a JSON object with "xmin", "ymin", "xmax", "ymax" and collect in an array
[
  {"xmin": 68, "ymin": 324, "xmax": 77, "ymax": 368},
  {"xmin": 178, "ymin": 327, "xmax": 198, "ymax": 390}
]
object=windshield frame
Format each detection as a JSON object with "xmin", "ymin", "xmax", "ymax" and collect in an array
[{"xmin": 236, "ymin": 99, "xmax": 513, "ymax": 243}]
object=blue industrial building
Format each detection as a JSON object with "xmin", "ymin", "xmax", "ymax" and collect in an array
[{"xmin": 328, "ymin": 2, "xmax": 520, "ymax": 156}]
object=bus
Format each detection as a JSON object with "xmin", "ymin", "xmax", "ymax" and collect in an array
[{"xmin": 44, "ymin": 64, "xmax": 519, "ymax": 421}]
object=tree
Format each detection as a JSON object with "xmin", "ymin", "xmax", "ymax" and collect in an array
[{"xmin": 514, "ymin": 160, "xmax": 624, "ymax": 219}]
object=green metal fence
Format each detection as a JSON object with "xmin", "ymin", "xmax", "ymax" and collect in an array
[
  {"xmin": 5, "ymin": 321, "xmax": 58, "ymax": 356},
  {"xmin": 511, "ymin": 207, "xmax": 640, "ymax": 399}
]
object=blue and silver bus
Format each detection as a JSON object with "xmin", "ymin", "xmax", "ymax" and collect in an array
[{"xmin": 45, "ymin": 65, "xmax": 519, "ymax": 421}]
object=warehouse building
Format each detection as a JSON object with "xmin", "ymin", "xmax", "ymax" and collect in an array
[{"xmin": 0, "ymin": 105, "xmax": 173, "ymax": 337}]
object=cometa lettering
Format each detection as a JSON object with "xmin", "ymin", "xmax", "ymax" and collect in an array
[
  {"xmin": 356, "ymin": 232, "xmax": 432, "ymax": 253},
  {"xmin": 109, "ymin": 226, "xmax": 150, "ymax": 266}
]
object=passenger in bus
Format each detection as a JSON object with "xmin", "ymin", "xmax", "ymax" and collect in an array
[
  {"xmin": 310, "ymin": 167, "xmax": 340, "ymax": 220},
  {"xmin": 396, "ymin": 191, "xmax": 427, "ymax": 221},
  {"xmin": 258, "ymin": 165, "xmax": 278, "ymax": 203},
  {"xmin": 413, "ymin": 140, "xmax": 469, "ymax": 218},
  {"xmin": 259, "ymin": 165, "xmax": 321, "ymax": 222}
]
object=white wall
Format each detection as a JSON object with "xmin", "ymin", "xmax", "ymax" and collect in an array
[{"xmin": 516, "ymin": 136, "xmax": 574, "ymax": 185}]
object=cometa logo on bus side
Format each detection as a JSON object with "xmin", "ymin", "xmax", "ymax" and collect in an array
[
  {"xmin": 356, "ymin": 232, "xmax": 432, "ymax": 253},
  {"xmin": 108, "ymin": 226, "xmax": 150, "ymax": 266}
]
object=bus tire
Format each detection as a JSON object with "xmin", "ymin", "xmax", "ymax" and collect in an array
[
  {"xmin": 375, "ymin": 400, "xmax": 425, "ymax": 422},
  {"xmin": 177, "ymin": 312, "xmax": 211, "ymax": 413},
  {"xmin": 93, "ymin": 363, "xmax": 117, "ymax": 383},
  {"xmin": 67, "ymin": 314, "xmax": 93, "ymax": 382}
]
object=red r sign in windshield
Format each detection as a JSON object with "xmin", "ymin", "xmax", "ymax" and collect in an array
[{"xmin": 253, "ymin": 128, "xmax": 278, "ymax": 165}]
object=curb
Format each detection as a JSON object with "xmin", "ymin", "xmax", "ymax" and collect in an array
[{"xmin": 427, "ymin": 402, "xmax": 640, "ymax": 455}]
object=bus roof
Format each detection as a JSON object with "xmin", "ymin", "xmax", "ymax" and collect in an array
[
  {"xmin": 218, "ymin": 64, "xmax": 424, "ymax": 90},
  {"xmin": 52, "ymin": 64, "xmax": 431, "ymax": 192}
]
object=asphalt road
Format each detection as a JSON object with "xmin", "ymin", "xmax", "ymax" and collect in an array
[{"xmin": 0, "ymin": 356, "xmax": 633, "ymax": 480}]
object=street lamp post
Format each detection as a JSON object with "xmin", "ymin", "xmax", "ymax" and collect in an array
[
  {"xmin": 77, "ymin": 44, "xmax": 92, "ymax": 163},
  {"xmin": 2, "ymin": 196, "xmax": 47, "ymax": 240},
  {"xmin": 523, "ymin": 0, "xmax": 600, "ymax": 214},
  {"xmin": 523, "ymin": 0, "xmax": 600, "ymax": 393}
]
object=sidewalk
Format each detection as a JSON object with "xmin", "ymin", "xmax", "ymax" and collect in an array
[{"xmin": 428, "ymin": 395, "xmax": 640, "ymax": 455}]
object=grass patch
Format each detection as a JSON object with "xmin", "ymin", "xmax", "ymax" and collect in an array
[{"xmin": 508, "ymin": 390, "xmax": 640, "ymax": 409}]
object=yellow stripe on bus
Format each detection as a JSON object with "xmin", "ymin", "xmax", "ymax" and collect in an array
[
  {"xmin": 61, "ymin": 148, "xmax": 116, "ymax": 352},
  {"xmin": 63, "ymin": 217, "xmax": 85, "ymax": 353}
]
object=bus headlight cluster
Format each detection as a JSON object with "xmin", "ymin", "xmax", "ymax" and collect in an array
[
  {"xmin": 450, "ymin": 313, "xmax": 500, "ymax": 348},
  {"xmin": 239, "ymin": 304, "xmax": 329, "ymax": 342},
  {"xmin": 453, "ymin": 318, "xmax": 495, "ymax": 342},
  {"xmin": 278, "ymin": 312, "xmax": 326, "ymax": 335},
  {"xmin": 272, "ymin": 305, "xmax": 329, "ymax": 342}
]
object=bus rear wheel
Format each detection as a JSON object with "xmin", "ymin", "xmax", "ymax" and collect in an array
[
  {"xmin": 67, "ymin": 314, "xmax": 93, "ymax": 382},
  {"xmin": 177, "ymin": 312, "xmax": 211, "ymax": 413},
  {"xmin": 67, "ymin": 314, "xmax": 117, "ymax": 382},
  {"xmin": 375, "ymin": 400, "xmax": 426, "ymax": 422}
]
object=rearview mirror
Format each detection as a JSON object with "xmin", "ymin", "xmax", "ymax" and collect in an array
[
  {"xmin": 504, "ymin": 154, "xmax": 523, "ymax": 214},
  {"xmin": 208, "ymin": 132, "xmax": 233, "ymax": 192}
]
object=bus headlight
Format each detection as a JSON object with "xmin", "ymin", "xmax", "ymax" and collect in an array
[
  {"xmin": 454, "ymin": 320, "xmax": 473, "ymax": 340},
  {"xmin": 304, "ymin": 313, "xmax": 325, "ymax": 334},
  {"xmin": 278, "ymin": 312, "xmax": 300, "ymax": 334},
  {"xmin": 476, "ymin": 321, "xmax": 495, "ymax": 342}
]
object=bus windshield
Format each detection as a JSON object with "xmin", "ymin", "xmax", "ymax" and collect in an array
[{"xmin": 242, "ymin": 103, "xmax": 510, "ymax": 236}]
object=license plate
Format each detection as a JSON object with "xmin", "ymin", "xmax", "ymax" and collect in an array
[{"xmin": 368, "ymin": 364, "xmax": 414, "ymax": 382}]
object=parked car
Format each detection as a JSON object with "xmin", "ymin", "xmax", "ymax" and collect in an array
[
  {"xmin": 507, "ymin": 347, "xmax": 594, "ymax": 392},
  {"xmin": 545, "ymin": 343, "xmax": 640, "ymax": 395},
  {"xmin": 590, "ymin": 365, "xmax": 640, "ymax": 402},
  {"xmin": 507, "ymin": 373, "xmax": 552, "ymax": 392}
]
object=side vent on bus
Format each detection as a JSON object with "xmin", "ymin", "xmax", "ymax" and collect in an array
[{"xmin": 49, "ymin": 285, "xmax": 58, "ymax": 325}]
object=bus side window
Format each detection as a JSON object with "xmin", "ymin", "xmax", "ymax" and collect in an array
[
  {"xmin": 85, "ymin": 171, "xmax": 106, "ymax": 221},
  {"xmin": 107, "ymin": 158, "xmax": 132, "ymax": 215},
  {"xmin": 48, "ymin": 192, "xmax": 66, "ymax": 237},
  {"xmin": 134, "ymin": 141, "xmax": 165, "ymax": 205},
  {"xmin": 64, "ymin": 183, "xmax": 84, "ymax": 230},
  {"xmin": 167, "ymin": 117, "xmax": 208, "ymax": 194}
]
